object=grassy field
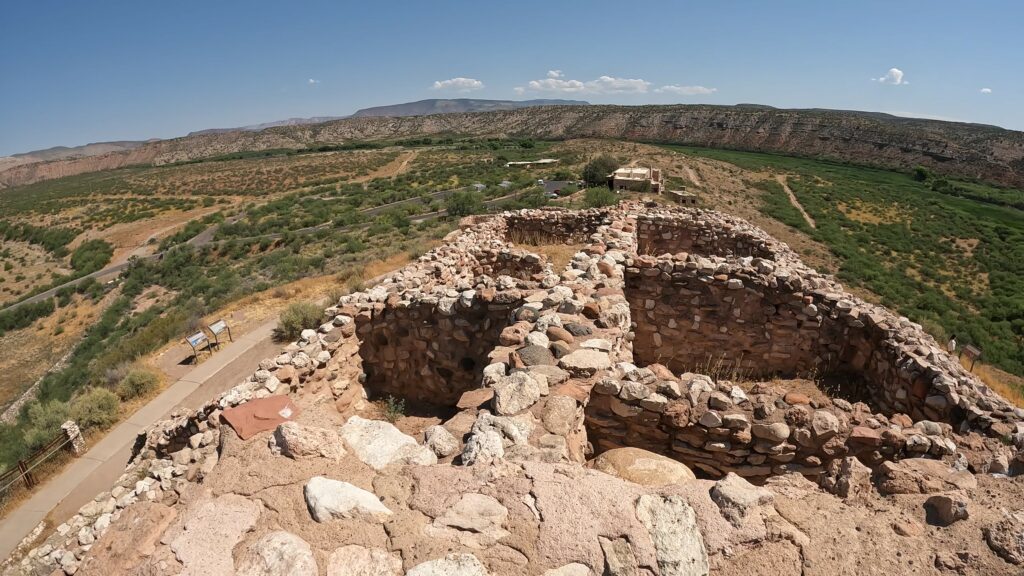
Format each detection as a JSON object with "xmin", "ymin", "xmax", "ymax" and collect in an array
[{"xmin": 662, "ymin": 144, "xmax": 1024, "ymax": 376}]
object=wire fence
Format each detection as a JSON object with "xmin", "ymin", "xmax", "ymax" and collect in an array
[{"xmin": 0, "ymin": 431, "xmax": 77, "ymax": 514}]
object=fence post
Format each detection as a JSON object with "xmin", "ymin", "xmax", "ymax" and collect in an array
[
  {"xmin": 17, "ymin": 460, "xmax": 34, "ymax": 489},
  {"xmin": 61, "ymin": 420, "xmax": 86, "ymax": 455}
]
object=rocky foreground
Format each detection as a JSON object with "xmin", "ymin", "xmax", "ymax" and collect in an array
[{"xmin": 5, "ymin": 204, "xmax": 1024, "ymax": 575}]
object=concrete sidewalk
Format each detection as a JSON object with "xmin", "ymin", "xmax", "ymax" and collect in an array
[{"xmin": 0, "ymin": 319, "xmax": 279, "ymax": 561}]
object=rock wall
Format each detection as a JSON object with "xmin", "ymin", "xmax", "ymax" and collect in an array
[
  {"xmin": 11, "ymin": 202, "xmax": 1024, "ymax": 576},
  {"xmin": 584, "ymin": 367, "xmax": 958, "ymax": 480},
  {"xmin": 635, "ymin": 212, "xmax": 778, "ymax": 258},
  {"xmin": 504, "ymin": 209, "xmax": 610, "ymax": 245},
  {"xmin": 354, "ymin": 294, "xmax": 522, "ymax": 406}
]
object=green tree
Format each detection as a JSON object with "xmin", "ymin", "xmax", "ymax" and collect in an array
[
  {"xmin": 445, "ymin": 190, "xmax": 484, "ymax": 217},
  {"xmin": 582, "ymin": 154, "xmax": 619, "ymax": 187}
]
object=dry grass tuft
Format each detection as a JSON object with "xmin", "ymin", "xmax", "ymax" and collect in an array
[
  {"xmin": 530, "ymin": 243, "xmax": 585, "ymax": 273},
  {"xmin": 974, "ymin": 363, "xmax": 1024, "ymax": 408}
]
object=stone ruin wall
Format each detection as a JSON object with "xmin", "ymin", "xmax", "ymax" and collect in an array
[
  {"xmin": 504, "ymin": 209, "xmax": 609, "ymax": 245},
  {"xmin": 354, "ymin": 295, "xmax": 522, "ymax": 406},
  {"xmin": 16, "ymin": 201, "xmax": 1024, "ymax": 574},
  {"xmin": 635, "ymin": 213, "xmax": 779, "ymax": 259},
  {"xmin": 134, "ymin": 203, "xmax": 1023, "ymax": 471}
]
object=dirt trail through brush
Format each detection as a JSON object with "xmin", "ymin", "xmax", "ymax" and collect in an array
[
  {"xmin": 684, "ymin": 165, "xmax": 702, "ymax": 187},
  {"xmin": 776, "ymin": 174, "xmax": 816, "ymax": 229}
]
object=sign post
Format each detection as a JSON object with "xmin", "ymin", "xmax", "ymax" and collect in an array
[
  {"xmin": 960, "ymin": 345, "xmax": 982, "ymax": 372},
  {"xmin": 185, "ymin": 331, "xmax": 211, "ymax": 361},
  {"xmin": 208, "ymin": 319, "xmax": 232, "ymax": 348}
]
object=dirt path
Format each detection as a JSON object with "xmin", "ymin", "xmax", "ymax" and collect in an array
[
  {"xmin": 776, "ymin": 174, "xmax": 816, "ymax": 229},
  {"xmin": 684, "ymin": 165, "xmax": 703, "ymax": 187},
  {"xmin": 354, "ymin": 149, "xmax": 418, "ymax": 182}
]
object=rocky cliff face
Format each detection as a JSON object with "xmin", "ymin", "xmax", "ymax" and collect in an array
[{"xmin": 3, "ymin": 105, "xmax": 1023, "ymax": 189}]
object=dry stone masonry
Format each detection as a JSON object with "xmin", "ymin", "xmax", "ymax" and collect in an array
[{"xmin": 7, "ymin": 202, "xmax": 1024, "ymax": 576}]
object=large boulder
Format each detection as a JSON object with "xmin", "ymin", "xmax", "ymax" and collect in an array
[
  {"xmin": 819, "ymin": 456, "xmax": 872, "ymax": 499},
  {"xmin": 406, "ymin": 553, "xmax": 489, "ymax": 576},
  {"xmin": 78, "ymin": 503, "xmax": 177, "ymax": 573},
  {"xmin": 876, "ymin": 458, "xmax": 977, "ymax": 495},
  {"xmin": 559, "ymin": 349, "xmax": 611, "ymax": 377},
  {"xmin": 273, "ymin": 422, "xmax": 346, "ymax": 460},
  {"xmin": 425, "ymin": 493, "xmax": 511, "ymax": 548},
  {"xmin": 491, "ymin": 372, "xmax": 544, "ymax": 415},
  {"xmin": 424, "ymin": 425, "xmax": 459, "ymax": 458},
  {"xmin": 924, "ymin": 494, "xmax": 969, "ymax": 527},
  {"xmin": 340, "ymin": 416, "xmax": 437, "ymax": 471},
  {"xmin": 304, "ymin": 476, "xmax": 393, "ymax": 523},
  {"xmin": 636, "ymin": 494, "xmax": 709, "ymax": 576},
  {"xmin": 235, "ymin": 531, "xmax": 318, "ymax": 576},
  {"xmin": 542, "ymin": 395, "xmax": 580, "ymax": 436},
  {"xmin": 591, "ymin": 448, "xmax": 696, "ymax": 487},
  {"xmin": 169, "ymin": 494, "xmax": 262, "ymax": 575},
  {"xmin": 984, "ymin": 512, "xmax": 1024, "ymax": 565},
  {"xmin": 709, "ymin": 473, "xmax": 774, "ymax": 526},
  {"xmin": 326, "ymin": 545, "xmax": 403, "ymax": 576}
]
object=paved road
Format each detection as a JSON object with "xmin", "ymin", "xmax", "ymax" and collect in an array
[{"xmin": 0, "ymin": 319, "xmax": 280, "ymax": 560}]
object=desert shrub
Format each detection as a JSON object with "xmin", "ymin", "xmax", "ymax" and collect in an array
[
  {"xmin": 70, "ymin": 239, "xmax": 114, "ymax": 273},
  {"xmin": 22, "ymin": 400, "xmax": 70, "ymax": 451},
  {"xmin": 583, "ymin": 187, "xmax": 619, "ymax": 208},
  {"xmin": 69, "ymin": 387, "xmax": 120, "ymax": 430},
  {"xmin": 382, "ymin": 395, "xmax": 406, "ymax": 423},
  {"xmin": 117, "ymin": 369, "xmax": 159, "ymax": 400},
  {"xmin": 275, "ymin": 301, "xmax": 323, "ymax": 341},
  {"xmin": 0, "ymin": 299, "xmax": 55, "ymax": 336},
  {"xmin": 103, "ymin": 362, "xmax": 132, "ymax": 388}
]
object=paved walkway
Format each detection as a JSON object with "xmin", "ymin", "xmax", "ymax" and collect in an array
[{"xmin": 0, "ymin": 319, "xmax": 280, "ymax": 560}]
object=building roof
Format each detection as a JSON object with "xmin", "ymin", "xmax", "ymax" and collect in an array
[
  {"xmin": 610, "ymin": 167, "xmax": 652, "ymax": 180},
  {"xmin": 505, "ymin": 158, "xmax": 559, "ymax": 167}
]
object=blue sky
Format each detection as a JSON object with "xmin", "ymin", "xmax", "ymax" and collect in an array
[{"xmin": 1, "ymin": 0, "xmax": 1021, "ymax": 156}]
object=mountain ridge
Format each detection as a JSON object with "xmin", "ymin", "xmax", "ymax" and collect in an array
[{"xmin": 2, "ymin": 103, "xmax": 1023, "ymax": 190}]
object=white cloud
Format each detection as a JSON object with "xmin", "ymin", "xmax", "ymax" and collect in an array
[
  {"xmin": 980, "ymin": 87, "xmax": 993, "ymax": 94},
  {"xmin": 307, "ymin": 78, "xmax": 320, "ymax": 85},
  {"xmin": 431, "ymin": 77, "xmax": 485, "ymax": 92},
  {"xmin": 874, "ymin": 68, "xmax": 907, "ymax": 85},
  {"xmin": 517, "ymin": 73, "xmax": 652, "ymax": 95},
  {"xmin": 655, "ymin": 84, "xmax": 718, "ymax": 96}
]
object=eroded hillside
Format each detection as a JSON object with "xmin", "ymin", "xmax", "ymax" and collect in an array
[{"xmin": 3, "ymin": 105, "xmax": 1024, "ymax": 189}]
